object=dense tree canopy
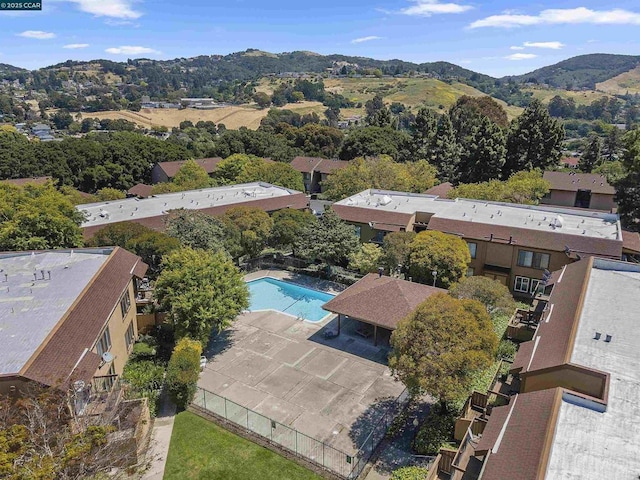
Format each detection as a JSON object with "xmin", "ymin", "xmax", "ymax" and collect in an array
[
  {"xmin": 408, "ymin": 231, "xmax": 470, "ymax": 288},
  {"xmin": 448, "ymin": 170, "xmax": 551, "ymax": 204},
  {"xmin": 154, "ymin": 247, "xmax": 249, "ymax": 343},
  {"xmin": 338, "ymin": 126, "xmax": 410, "ymax": 161},
  {"xmin": 296, "ymin": 209, "xmax": 359, "ymax": 266},
  {"xmin": 349, "ymin": 243, "xmax": 384, "ymax": 274},
  {"xmin": 382, "ymin": 231, "xmax": 416, "ymax": 273},
  {"xmin": 322, "ymin": 156, "xmax": 438, "ymax": 201},
  {"xmin": 389, "ymin": 294, "xmax": 497, "ymax": 402},
  {"xmin": 450, "ymin": 276, "xmax": 516, "ymax": 316},
  {"xmin": 0, "ymin": 182, "xmax": 84, "ymax": 251},
  {"xmin": 222, "ymin": 206, "xmax": 273, "ymax": 258},
  {"xmin": 270, "ymin": 208, "xmax": 317, "ymax": 253},
  {"xmin": 616, "ymin": 128, "xmax": 640, "ymax": 231},
  {"xmin": 165, "ymin": 209, "xmax": 228, "ymax": 252}
]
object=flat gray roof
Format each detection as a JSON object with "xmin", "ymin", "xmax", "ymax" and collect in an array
[
  {"xmin": 546, "ymin": 259, "xmax": 640, "ymax": 479},
  {"xmin": 78, "ymin": 182, "xmax": 302, "ymax": 228},
  {"xmin": 0, "ymin": 249, "xmax": 112, "ymax": 375},
  {"xmin": 334, "ymin": 189, "xmax": 621, "ymax": 241}
]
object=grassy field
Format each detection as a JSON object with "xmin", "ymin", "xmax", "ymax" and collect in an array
[
  {"xmin": 163, "ymin": 411, "xmax": 322, "ymax": 480},
  {"xmin": 523, "ymin": 86, "xmax": 611, "ymax": 106},
  {"xmin": 82, "ymin": 101, "xmax": 325, "ymax": 130},
  {"xmin": 596, "ymin": 66, "xmax": 640, "ymax": 94},
  {"xmin": 325, "ymin": 77, "xmax": 522, "ymax": 119}
]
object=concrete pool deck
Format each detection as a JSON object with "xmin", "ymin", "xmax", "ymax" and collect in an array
[{"xmin": 198, "ymin": 270, "xmax": 405, "ymax": 457}]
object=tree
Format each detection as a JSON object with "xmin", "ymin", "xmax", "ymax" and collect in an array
[
  {"xmin": 222, "ymin": 206, "xmax": 273, "ymax": 258},
  {"xmin": 456, "ymin": 116, "xmax": 506, "ymax": 184},
  {"xmin": 0, "ymin": 386, "xmax": 130, "ymax": 479},
  {"xmin": 236, "ymin": 159, "xmax": 305, "ymax": 191},
  {"xmin": 52, "ymin": 110, "xmax": 73, "ymax": 130},
  {"xmin": 214, "ymin": 154, "xmax": 255, "ymax": 184},
  {"xmin": 365, "ymin": 94, "xmax": 385, "ymax": 124},
  {"xmin": 408, "ymin": 231, "xmax": 470, "ymax": 288},
  {"xmin": 382, "ymin": 231, "xmax": 416, "ymax": 273},
  {"xmin": 339, "ymin": 126, "xmax": 411, "ymax": 161},
  {"xmin": 172, "ymin": 159, "xmax": 212, "ymax": 190},
  {"xmin": 0, "ymin": 183, "xmax": 84, "ymax": 251},
  {"xmin": 349, "ymin": 243, "xmax": 383, "ymax": 274},
  {"xmin": 450, "ymin": 276, "xmax": 516, "ymax": 316},
  {"xmin": 296, "ymin": 209, "xmax": 359, "ymax": 266},
  {"xmin": 579, "ymin": 134, "xmax": 602, "ymax": 173},
  {"xmin": 166, "ymin": 338, "xmax": 202, "ymax": 410},
  {"xmin": 616, "ymin": 128, "xmax": 640, "ymax": 231},
  {"xmin": 154, "ymin": 247, "xmax": 249, "ymax": 343},
  {"xmin": 270, "ymin": 208, "xmax": 317, "ymax": 254},
  {"xmin": 430, "ymin": 114, "xmax": 461, "ymax": 182},
  {"xmin": 165, "ymin": 209, "xmax": 227, "ymax": 252},
  {"xmin": 322, "ymin": 156, "xmax": 437, "ymax": 201},
  {"xmin": 450, "ymin": 96, "xmax": 508, "ymax": 128},
  {"xmin": 593, "ymin": 160, "xmax": 627, "ymax": 185},
  {"xmin": 88, "ymin": 222, "xmax": 152, "ymax": 248},
  {"xmin": 125, "ymin": 231, "xmax": 181, "ymax": 275},
  {"xmin": 96, "ymin": 187, "xmax": 126, "ymax": 201},
  {"xmin": 253, "ymin": 92, "xmax": 271, "ymax": 109},
  {"xmin": 449, "ymin": 170, "xmax": 550, "ymax": 204},
  {"xmin": 504, "ymin": 99, "xmax": 564, "ymax": 177},
  {"xmin": 389, "ymin": 294, "xmax": 497, "ymax": 403},
  {"xmin": 411, "ymin": 108, "xmax": 438, "ymax": 162}
]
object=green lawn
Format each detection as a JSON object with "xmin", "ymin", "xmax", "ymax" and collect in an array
[{"xmin": 164, "ymin": 412, "xmax": 323, "ymax": 480}]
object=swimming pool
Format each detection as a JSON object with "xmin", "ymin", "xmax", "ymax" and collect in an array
[{"xmin": 247, "ymin": 277, "xmax": 335, "ymax": 322}]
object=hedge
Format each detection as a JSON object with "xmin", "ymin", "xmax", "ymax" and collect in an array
[{"xmin": 166, "ymin": 338, "xmax": 202, "ymax": 410}]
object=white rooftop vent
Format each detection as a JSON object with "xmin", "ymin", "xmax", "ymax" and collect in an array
[
  {"xmin": 379, "ymin": 195, "xmax": 392, "ymax": 206},
  {"xmin": 98, "ymin": 209, "xmax": 109, "ymax": 218},
  {"xmin": 551, "ymin": 215, "xmax": 564, "ymax": 228}
]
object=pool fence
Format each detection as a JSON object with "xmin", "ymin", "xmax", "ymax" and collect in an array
[{"xmin": 191, "ymin": 385, "xmax": 409, "ymax": 479}]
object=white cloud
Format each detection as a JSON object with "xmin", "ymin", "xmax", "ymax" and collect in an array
[
  {"xmin": 63, "ymin": 43, "xmax": 90, "ymax": 49},
  {"xmin": 506, "ymin": 53, "xmax": 538, "ymax": 61},
  {"xmin": 105, "ymin": 46, "xmax": 160, "ymax": 55},
  {"xmin": 66, "ymin": 0, "xmax": 142, "ymax": 19},
  {"xmin": 17, "ymin": 30, "xmax": 56, "ymax": 39},
  {"xmin": 470, "ymin": 7, "xmax": 640, "ymax": 28},
  {"xmin": 510, "ymin": 46, "xmax": 525, "ymax": 50},
  {"xmin": 524, "ymin": 41, "xmax": 564, "ymax": 49},
  {"xmin": 400, "ymin": 0, "xmax": 472, "ymax": 17},
  {"xmin": 351, "ymin": 36, "xmax": 383, "ymax": 44}
]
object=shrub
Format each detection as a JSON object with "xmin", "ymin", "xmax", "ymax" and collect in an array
[
  {"xmin": 166, "ymin": 338, "xmax": 202, "ymax": 410},
  {"xmin": 129, "ymin": 342, "xmax": 157, "ymax": 362},
  {"xmin": 497, "ymin": 339, "xmax": 518, "ymax": 361},
  {"xmin": 391, "ymin": 466, "xmax": 430, "ymax": 480},
  {"xmin": 412, "ymin": 404, "xmax": 457, "ymax": 455},
  {"xmin": 122, "ymin": 359, "xmax": 165, "ymax": 416}
]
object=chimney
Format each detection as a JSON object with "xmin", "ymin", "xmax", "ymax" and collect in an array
[{"xmin": 378, "ymin": 267, "xmax": 384, "ymax": 278}]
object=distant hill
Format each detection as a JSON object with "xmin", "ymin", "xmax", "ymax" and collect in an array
[
  {"xmin": 0, "ymin": 63, "xmax": 25, "ymax": 75},
  {"xmin": 507, "ymin": 54, "xmax": 640, "ymax": 90}
]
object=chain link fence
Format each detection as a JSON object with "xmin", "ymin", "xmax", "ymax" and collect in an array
[{"xmin": 192, "ymin": 386, "xmax": 408, "ymax": 479}]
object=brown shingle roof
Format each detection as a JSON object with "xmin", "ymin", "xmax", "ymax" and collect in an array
[
  {"xmin": 476, "ymin": 388, "xmax": 561, "ymax": 480},
  {"xmin": 127, "ymin": 183, "xmax": 153, "ymax": 198},
  {"xmin": 332, "ymin": 204, "xmax": 413, "ymax": 230},
  {"xmin": 423, "ymin": 182, "xmax": 453, "ymax": 197},
  {"xmin": 426, "ymin": 217, "xmax": 623, "ymax": 258},
  {"xmin": 1, "ymin": 176, "xmax": 53, "ymax": 186},
  {"xmin": 543, "ymin": 171, "xmax": 615, "ymax": 195},
  {"xmin": 322, "ymin": 273, "xmax": 446, "ymax": 329},
  {"xmin": 156, "ymin": 157, "xmax": 223, "ymax": 178},
  {"xmin": 560, "ymin": 157, "xmax": 579, "ymax": 167},
  {"xmin": 22, "ymin": 248, "xmax": 147, "ymax": 387},
  {"xmin": 290, "ymin": 156, "xmax": 324, "ymax": 173},
  {"xmin": 314, "ymin": 159, "xmax": 349, "ymax": 174},
  {"xmin": 519, "ymin": 258, "xmax": 593, "ymax": 374},
  {"xmin": 622, "ymin": 229, "xmax": 640, "ymax": 254}
]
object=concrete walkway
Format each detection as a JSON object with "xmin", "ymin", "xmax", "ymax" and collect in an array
[{"xmin": 141, "ymin": 393, "xmax": 177, "ymax": 480}]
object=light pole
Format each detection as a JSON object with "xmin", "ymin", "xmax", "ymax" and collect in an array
[{"xmin": 432, "ymin": 270, "xmax": 438, "ymax": 287}]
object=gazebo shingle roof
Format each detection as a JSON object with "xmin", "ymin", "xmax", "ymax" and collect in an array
[{"xmin": 322, "ymin": 273, "xmax": 446, "ymax": 330}]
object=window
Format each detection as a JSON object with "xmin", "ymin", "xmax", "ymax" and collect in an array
[
  {"xmin": 466, "ymin": 267, "xmax": 475, "ymax": 277},
  {"xmin": 96, "ymin": 327, "xmax": 111, "ymax": 356},
  {"xmin": 467, "ymin": 242, "xmax": 477, "ymax": 259},
  {"xmin": 125, "ymin": 321, "xmax": 135, "ymax": 349},
  {"xmin": 517, "ymin": 250, "xmax": 550, "ymax": 270},
  {"xmin": 373, "ymin": 230, "xmax": 386, "ymax": 243},
  {"xmin": 354, "ymin": 225, "xmax": 361, "ymax": 239},
  {"xmin": 530, "ymin": 279, "xmax": 541, "ymax": 295},
  {"xmin": 120, "ymin": 291, "xmax": 131, "ymax": 318},
  {"xmin": 514, "ymin": 276, "xmax": 531, "ymax": 293}
]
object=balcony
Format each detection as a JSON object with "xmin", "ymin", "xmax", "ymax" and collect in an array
[{"xmin": 82, "ymin": 375, "xmax": 123, "ymax": 417}]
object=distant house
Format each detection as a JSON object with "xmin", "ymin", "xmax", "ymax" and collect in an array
[
  {"xmin": 151, "ymin": 158, "xmax": 223, "ymax": 183},
  {"xmin": 541, "ymin": 171, "xmax": 616, "ymax": 211},
  {"xmin": 423, "ymin": 182, "xmax": 453, "ymax": 197},
  {"xmin": 559, "ymin": 156, "xmax": 579, "ymax": 169},
  {"xmin": 0, "ymin": 247, "xmax": 147, "ymax": 413},
  {"xmin": 290, "ymin": 156, "xmax": 349, "ymax": 193},
  {"xmin": 32, "ymin": 123, "xmax": 51, "ymax": 134},
  {"xmin": 127, "ymin": 183, "xmax": 154, "ymax": 199}
]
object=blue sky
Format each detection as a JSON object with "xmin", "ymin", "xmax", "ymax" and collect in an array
[{"xmin": 2, "ymin": 0, "xmax": 640, "ymax": 76}]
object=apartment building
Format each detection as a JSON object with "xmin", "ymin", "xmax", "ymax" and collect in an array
[
  {"xmin": 78, "ymin": 182, "xmax": 308, "ymax": 238},
  {"xmin": 332, "ymin": 189, "xmax": 640, "ymax": 296},
  {"xmin": 472, "ymin": 258, "xmax": 640, "ymax": 479},
  {"xmin": 290, "ymin": 156, "xmax": 349, "ymax": 193},
  {"xmin": 0, "ymin": 247, "xmax": 147, "ymax": 412},
  {"xmin": 541, "ymin": 171, "xmax": 617, "ymax": 211}
]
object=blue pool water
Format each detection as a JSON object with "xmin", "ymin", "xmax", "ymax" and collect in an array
[{"xmin": 247, "ymin": 277, "xmax": 335, "ymax": 322}]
